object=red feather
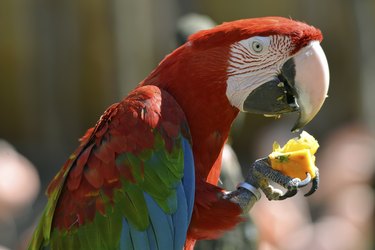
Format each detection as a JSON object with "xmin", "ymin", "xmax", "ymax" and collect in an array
[
  {"xmin": 84, "ymin": 161, "xmax": 104, "ymax": 189},
  {"xmin": 189, "ymin": 16, "xmax": 322, "ymax": 54},
  {"xmin": 44, "ymin": 16, "xmax": 324, "ymax": 246},
  {"xmin": 144, "ymin": 41, "xmax": 241, "ymax": 246},
  {"xmin": 95, "ymin": 197, "xmax": 106, "ymax": 215},
  {"xmin": 141, "ymin": 16, "xmax": 323, "ymax": 245},
  {"xmin": 187, "ymin": 180, "xmax": 243, "ymax": 240},
  {"xmin": 49, "ymin": 85, "xmax": 189, "ymax": 231},
  {"xmin": 67, "ymin": 144, "xmax": 95, "ymax": 191}
]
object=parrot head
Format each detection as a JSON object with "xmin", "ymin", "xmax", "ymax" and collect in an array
[{"xmin": 185, "ymin": 16, "xmax": 330, "ymax": 131}]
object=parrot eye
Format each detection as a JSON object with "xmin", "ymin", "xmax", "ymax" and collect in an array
[
  {"xmin": 252, "ymin": 41, "xmax": 263, "ymax": 53},
  {"xmin": 248, "ymin": 36, "xmax": 270, "ymax": 54}
]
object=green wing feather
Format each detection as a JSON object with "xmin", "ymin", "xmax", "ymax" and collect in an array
[{"xmin": 28, "ymin": 85, "xmax": 190, "ymax": 249}]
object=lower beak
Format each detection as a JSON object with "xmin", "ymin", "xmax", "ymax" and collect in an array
[{"xmin": 243, "ymin": 41, "xmax": 329, "ymax": 132}]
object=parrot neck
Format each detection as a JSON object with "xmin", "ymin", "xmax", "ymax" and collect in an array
[{"xmin": 142, "ymin": 44, "xmax": 239, "ymax": 183}]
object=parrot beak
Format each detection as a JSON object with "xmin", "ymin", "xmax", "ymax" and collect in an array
[
  {"xmin": 243, "ymin": 41, "xmax": 329, "ymax": 132},
  {"xmin": 291, "ymin": 41, "xmax": 330, "ymax": 131}
]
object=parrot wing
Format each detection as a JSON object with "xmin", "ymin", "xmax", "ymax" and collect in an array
[{"xmin": 29, "ymin": 85, "xmax": 195, "ymax": 250}]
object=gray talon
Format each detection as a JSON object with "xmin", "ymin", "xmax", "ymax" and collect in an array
[
  {"xmin": 297, "ymin": 172, "xmax": 311, "ymax": 188},
  {"xmin": 304, "ymin": 172, "xmax": 319, "ymax": 197},
  {"xmin": 278, "ymin": 173, "xmax": 312, "ymax": 200},
  {"xmin": 279, "ymin": 189, "xmax": 297, "ymax": 200},
  {"xmin": 245, "ymin": 158, "xmax": 319, "ymax": 201}
]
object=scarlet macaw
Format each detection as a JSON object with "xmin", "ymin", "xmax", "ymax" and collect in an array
[{"xmin": 29, "ymin": 16, "xmax": 329, "ymax": 250}]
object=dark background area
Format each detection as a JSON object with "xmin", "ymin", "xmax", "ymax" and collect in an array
[{"xmin": 0, "ymin": 0, "xmax": 374, "ymax": 249}]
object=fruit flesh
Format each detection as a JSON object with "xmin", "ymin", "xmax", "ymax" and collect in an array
[{"xmin": 269, "ymin": 131, "xmax": 319, "ymax": 180}]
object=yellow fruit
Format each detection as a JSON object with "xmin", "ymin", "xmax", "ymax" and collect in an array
[{"xmin": 269, "ymin": 131, "xmax": 319, "ymax": 180}]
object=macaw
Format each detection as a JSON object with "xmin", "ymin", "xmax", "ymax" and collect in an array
[{"xmin": 29, "ymin": 16, "xmax": 329, "ymax": 250}]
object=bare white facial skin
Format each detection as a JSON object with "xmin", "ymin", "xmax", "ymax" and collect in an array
[
  {"xmin": 225, "ymin": 36, "xmax": 330, "ymax": 130},
  {"xmin": 226, "ymin": 35, "xmax": 293, "ymax": 110}
]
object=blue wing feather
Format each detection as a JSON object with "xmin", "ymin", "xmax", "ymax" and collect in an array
[
  {"xmin": 120, "ymin": 219, "xmax": 133, "ymax": 250},
  {"xmin": 172, "ymin": 184, "xmax": 189, "ymax": 249},
  {"xmin": 29, "ymin": 86, "xmax": 195, "ymax": 250},
  {"xmin": 144, "ymin": 192, "xmax": 174, "ymax": 249},
  {"xmin": 181, "ymin": 137, "xmax": 195, "ymax": 223},
  {"xmin": 129, "ymin": 223, "xmax": 151, "ymax": 250},
  {"xmin": 120, "ymin": 137, "xmax": 195, "ymax": 250}
]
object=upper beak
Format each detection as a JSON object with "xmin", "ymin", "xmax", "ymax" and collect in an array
[
  {"xmin": 291, "ymin": 41, "xmax": 330, "ymax": 131},
  {"xmin": 242, "ymin": 41, "xmax": 329, "ymax": 132}
]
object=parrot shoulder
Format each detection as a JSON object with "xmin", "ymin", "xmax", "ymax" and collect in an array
[{"xmin": 29, "ymin": 85, "xmax": 194, "ymax": 249}]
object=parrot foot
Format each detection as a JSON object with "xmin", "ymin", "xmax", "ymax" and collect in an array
[
  {"xmin": 244, "ymin": 158, "xmax": 319, "ymax": 201},
  {"xmin": 223, "ymin": 185, "xmax": 260, "ymax": 213}
]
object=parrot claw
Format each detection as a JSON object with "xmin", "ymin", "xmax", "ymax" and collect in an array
[
  {"xmin": 278, "ymin": 189, "xmax": 297, "ymax": 200},
  {"xmin": 278, "ymin": 173, "xmax": 310, "ymax": 200},
  {"xmin": 304, "ymin": 169, "xmax": 319, "ymax": 197},
  {"xmin": 297, "ymin": 172, "xmax": 312, "ymax": 187},
  {"xmin": 244, "ymin": 158, "xmax": 319, "ymax": 201}
]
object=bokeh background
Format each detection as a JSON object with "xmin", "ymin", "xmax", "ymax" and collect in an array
[{"xmin": 0, "ymin": 0, "xmax": 374, "ymax": 249}]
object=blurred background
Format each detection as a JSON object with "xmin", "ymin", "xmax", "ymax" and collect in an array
[{"xmin": 0, "ymin": 0, "xmax": 374, "ymax": 249}]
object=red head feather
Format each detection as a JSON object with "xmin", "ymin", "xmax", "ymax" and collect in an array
[
  {"xmin": 143, "ymin": 17, "xmax": 327, "ymax": 248},
  {"xmin": 189, "ymin": 16, "xmax": 322, "ymax": 54},
  {"xmin": 144, "ymin": 16, "xmax": 323, "ymax": 181}
]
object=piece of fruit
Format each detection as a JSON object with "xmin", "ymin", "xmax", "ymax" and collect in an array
[{"xmin": 269, "ymin": 131, "xmax": 319, "ymax": 180}]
